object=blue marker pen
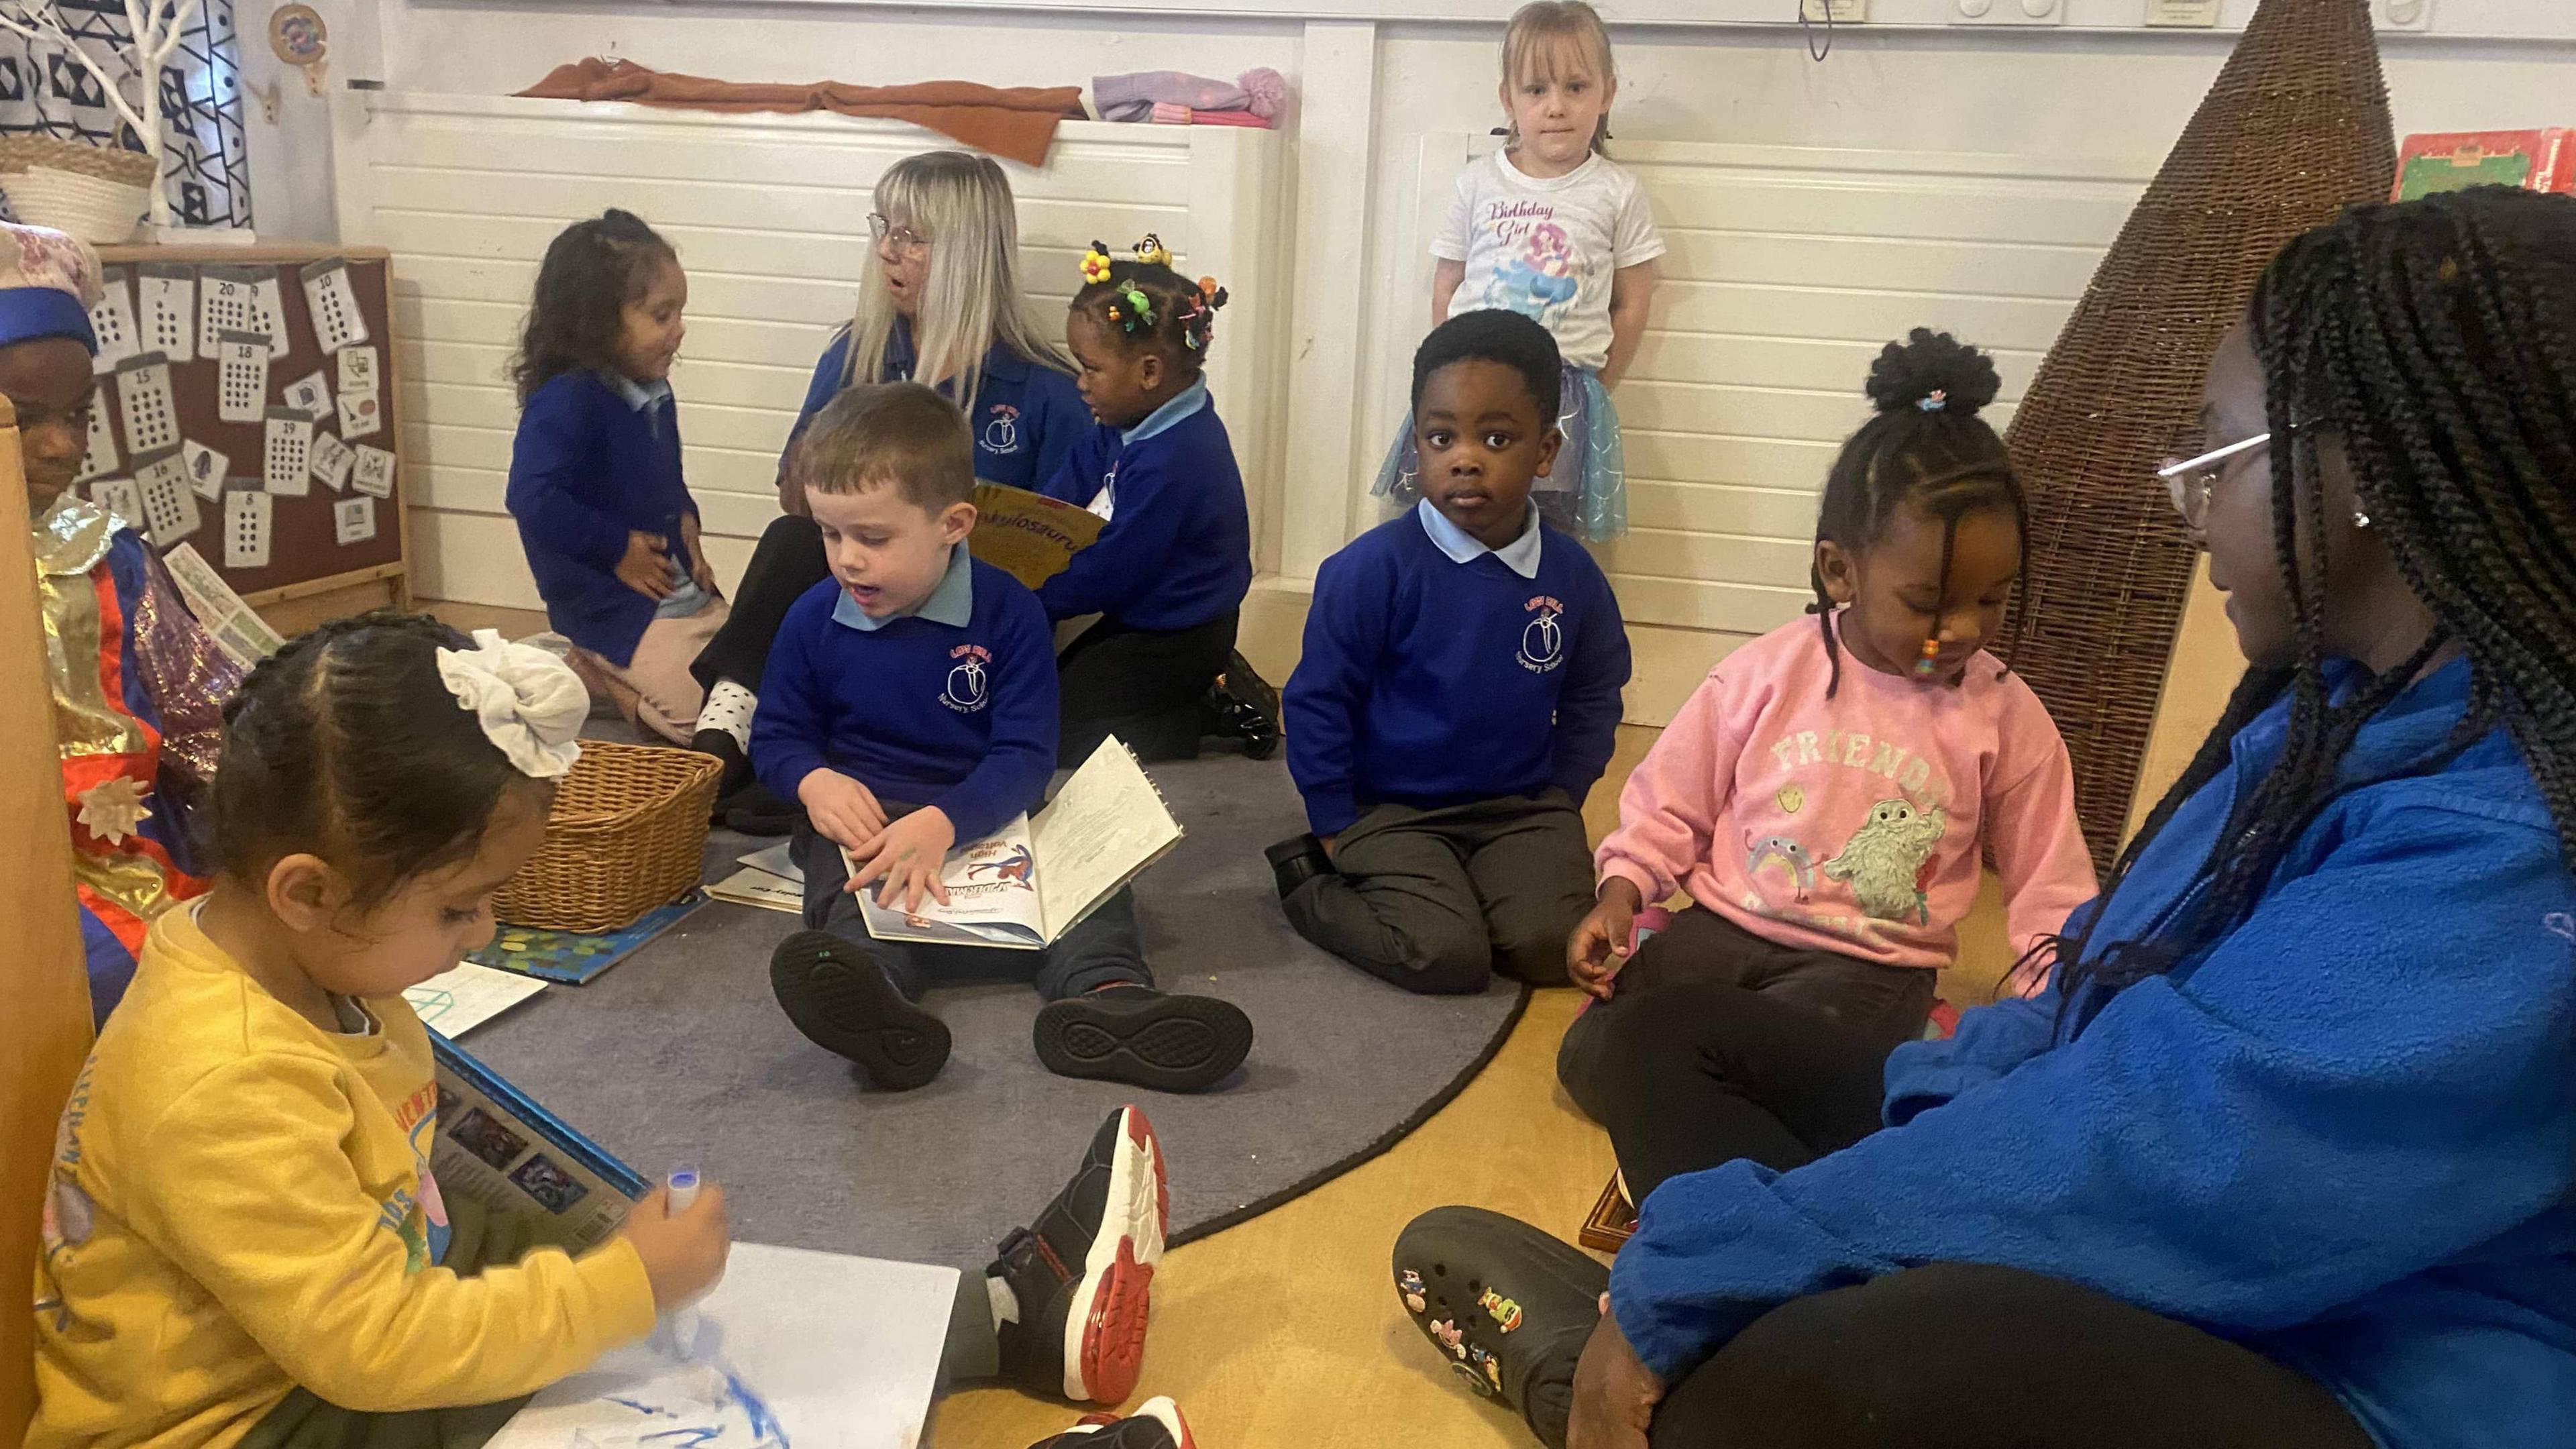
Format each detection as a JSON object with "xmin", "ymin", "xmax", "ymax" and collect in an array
[{"xmin": 661, "ymin": 1167, "xmax": 702, "ymax": 1358}]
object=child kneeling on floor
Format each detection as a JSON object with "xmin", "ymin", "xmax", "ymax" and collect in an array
[
  {"xmin": 757, "ymin": 381, "xmax": 1253, "ymax": 1093},
  {"xmin": 1267, "ymin": 311, "xmax": 1631, "ymax": 995}
]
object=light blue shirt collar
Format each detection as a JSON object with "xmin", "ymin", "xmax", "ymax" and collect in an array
[
  {"xmin": 1415, "ymin": 498, "xmax": 1544, "ymax": 579},
  {"xmin": 1121, "ymin": 378, "xmax": 1210, "ymax": 446},
  {"xmin": 831, "ymin": 541, "xmax": 975, "ymax": 632},
  {"xmin": 600, "ymin": 371, "xmax": 673, "ymax": 412}
]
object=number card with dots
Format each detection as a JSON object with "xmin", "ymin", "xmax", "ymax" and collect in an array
[
  {"xmin": 301, "ymin": 258, "xmax": 371, "ymax": 355},
  {"xmin": 89, "ymin": 476, "xmax": 144, "ymax": 531},
  {"xmin": 250, "ymin": 272, "xmax": 289, "ymax": 360},
  {"xmin": 309, "ymin": 429, "xmax": 356, "ymax": 492},
  {"xmin": 350, "ymin": 443, "xmax": 395, "ymax": 498},
  {"xmin": 88, "ymin": 272, "xmax": 138, "ymax": 374},
  {"xmin": 138, "ymin": 264, "xmax": 195, "ymax": 363},
  {"xmin": 199, "ymin": 269, "xmax": 258, "ymax": 357},
  {"xmin": 114, "ymin": 354, "xmax": 180, "ymax": 456},
  {"xmin": 223, "ymin": 486, "xmax": 272, "ymax": 570},
  {"xmin": 217, "ymin": 330, "xmax": 270, "ymax": 424},
  {"xmin": 134, "ymin": 449, "xmax": 201, "ymax": 547},
  {"xmin": 333, "ymin": 495, "xmax": 377, "ymax": 547},
  {"xmin": 77, "ymin": 396, "xmax": 118, "ymax": 484},
  {"xmin": 182, "ymin": 439, "xmax": 229, "ymax": 502},
  {"xmin": 264, "ymin": 409, "xmax": 315, "ymax": 496}
]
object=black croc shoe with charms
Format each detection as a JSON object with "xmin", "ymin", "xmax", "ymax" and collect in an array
[{"xmin": 1391, "ymin": 1205, "xmax": 1609, "ymax": 1449}]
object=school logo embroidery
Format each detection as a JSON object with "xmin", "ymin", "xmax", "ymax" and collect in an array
[
  {"xmin": 942, "ymin": 644, "xmax": 994, "ymax": 713},
  {"xmin": 1517, "ymin": 596, "xmax": 1566, "ymax": 674},
  {"xmin": 983, "ymin": 402, "xmax": 1022, "ymax": 455}
]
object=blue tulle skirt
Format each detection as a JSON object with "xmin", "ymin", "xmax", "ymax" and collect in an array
[{"xmin": 1370, "ymin": 361, "xmax": 1626, "ymax": 542}]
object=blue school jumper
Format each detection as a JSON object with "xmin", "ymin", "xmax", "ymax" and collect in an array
[
  {"xmin": 1285, "ymin": 502, "xmax": 1630, "ymax": 837},
  {"xmin": 788, "ymin": 322, "xmax": 1088, "ymax": 490},
  {"xmin": 506, "ymin": 371, "xmax": 706, "ymax": 667},
  {"xmin": 1034, "ymin": 379, "xmax": 1254, "ymax": 631},
  {"xmin": 1607, "ymin": 655, "xmax": 2576, "ymax": 1449},
  {"xmin": 749, "ymin": 544, "xmax": 1057, "ymax": 844}
]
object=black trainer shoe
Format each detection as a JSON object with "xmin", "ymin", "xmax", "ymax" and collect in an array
[
  {"xmin": 1393, "ymin": 1205, "xmax": 1608, "ymax": 1449},
  {"xmin": 1220, "ymin": 649, "xmax": 1279, "ymax": 729},
  {"xmin": 1203, "ymin": 686, "xmax": 1280, "ymax": 761},
  {"xmin": 1024, "ymin": 1398, "xmax": 1196, "ymax": 1448},
  {"xmin": 1034, "ymin": 985, "xmax": 1252, "ymax": 1093},
  {"xmin": 1263, "ymin": 835, "xmax": 1334, "ymax": 900},
  {"xmin": 692, "ymin": 729, "xmax": 753, "ymax": 809},
  {"xmin": 993, "ymin": 1105, "xmax": 1169, "ymax": 1403},
  {"xmin": 768, "ymin": 930, "xmax": 950, "ymax": 1090}
]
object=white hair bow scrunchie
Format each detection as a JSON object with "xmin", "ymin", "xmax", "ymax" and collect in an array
[{"xmin": 436, "ymin": 629, "xmax": 589, "ymax": 779}]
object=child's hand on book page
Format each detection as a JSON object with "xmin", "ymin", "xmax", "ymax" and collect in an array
[
  {"xmin": 850, "ymin": 806, "xmax": 957, "ymax": 915},
  {"xmin": 621, "ymin": 1180, "xmax": 733, "ymax": 1310},
  {"xmin": 1568, "ymin": 877, "xmax": 1644, "ymax": 1001},
  {"xmin": 798, "ymin": 768, "xmax": 888, "ymax": 849}
]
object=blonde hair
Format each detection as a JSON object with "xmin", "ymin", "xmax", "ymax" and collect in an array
[
  {"xmin": 843, "ymin": 151, "xmax": 1072, "ymax": 421},
  {"xmin": 1501, "ymin": 1, "xmax": 1617, "ymax": 155}
]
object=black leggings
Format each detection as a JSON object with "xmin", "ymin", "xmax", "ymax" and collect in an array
[
  {"xmin": 691, "ymin": 513, "xmax": 826, "ymax": 694},
  {"xmin": 1650, "ymin": 1263, "xmax": 2373, "ymax": 1449},
  {"xmin": 1056, "ymin": 610, "xmax": 1236, "ymax": 766}
]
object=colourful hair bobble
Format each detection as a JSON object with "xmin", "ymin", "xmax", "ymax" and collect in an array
[
  {"xmin": 1081, "ymin": 240, "xmax": 1114, "ymax": 286},
  {"xmin": 1918, "ymin": 389, "xmax": 1949, "ymax": 413},
  {"xmin": 1133, "ymin": 233, "xmax": 1173, "ymax": 269}
]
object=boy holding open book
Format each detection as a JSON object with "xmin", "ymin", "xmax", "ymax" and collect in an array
[{"xmin": 752, "ymin": 382, "xmax": 1253, "ymax": 1095}]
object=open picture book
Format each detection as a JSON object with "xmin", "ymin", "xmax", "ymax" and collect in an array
[{"xmin": 847, "ymin": 735, "xmax": 1181, "ymax": 951}]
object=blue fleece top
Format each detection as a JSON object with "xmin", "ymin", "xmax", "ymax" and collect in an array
[
  {"xmin": 1033, "ymin": 382, "xmax": 1254, "ymax": 631},
  {"xmin": 749, "ymin": 547, "xmax": 1057, "ymax": 843},
  {"xmin": 1609, "ymin": 655, "xmax": 2576, "ymax": 1449},
  {"xmin": 789, "ymin": 323, "xmax": 1087, "ymax": 491},
  {"xmin": 1284, "ymin": 502, "xmax": 1630, "ymax": 837},
  {"xmin": 506, "ymin": 371, "xmax": 704, "ymax": 667}
]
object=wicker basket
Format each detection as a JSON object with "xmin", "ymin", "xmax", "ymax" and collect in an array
[
  {"xmin": 492, "ymin": 740, "xmax": 723, "ymax": 933},
  {"xmin": 0, "ymin": 137, "xmax": 154, "ymax": 245}
]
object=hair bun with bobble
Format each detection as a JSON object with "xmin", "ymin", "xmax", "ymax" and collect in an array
[{"xmin": 1864, "ymin": 328, "xmax": 2002, "ymax": 417}]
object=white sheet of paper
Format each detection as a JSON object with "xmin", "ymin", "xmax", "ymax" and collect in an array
[
  {"xmin": 139, "ymin": 265, "xmax": 194, "ymax": 363},
  {"xmin": 89, "ymin": 272, "xmax": 138, "ymax": 374},
  {"xmin": 223, "ymin": 488, "xmax": 271, "ymax": 570},
  {"xmin": 739, "ymin": 842, "xmax": 802, "ymax": 883},
  {"xmin": 401, "ymin": 963, "xmax": 545, "ymax": 1037},
  {"xmin": 134, "ymin": 449, "xmax": 199, "ymax": 547},
  {"xmin": 350, "ymin": 443, "xmax": 395, "ymax": 498},
  {"xmin": 199, "ymin": 271, "xmax": 257, "ymax": 357},
  {"xmin": 182, "ymin": 439, "xmax": 229, "ymax": 501},
  {"xmin": 264, "ymin": 410, "xmax": 313, "ymax": 496},
  {"xmin": 88, "ymin": 476, "xmax": 143, "ymax": 531},
  {"xmin": 338, "ymin": 386, "xmax": 382, "ymax": 440},
  {"xmin": 115, "ymin": 354, "xmax": 178, "ymax": 456},
  {"xmin": 77, "ymin": 397, "xmax": 117, "ymax": 484},
  {"xmin": 301, "ymin": 258, "xmax": 370, "ymax": 354},
  {"xmin": 284, "ymin": 369, "xmax": 331, "ymax": 419},
  {"xmin": 249, "ymin": 272, "xmax": 288, "ymax": 360},
  {"xmin": 310, "ymin": 429, "xmax": 356, "ymax": 492},
  {"xmin": 333, "ymin": 494, "xmax": 376, "ymax": 545},
  {"xmin": 486, "ymin": 1244, "xmax": 955, "ymax": 1449},
  {"xmin": 337, "ymin": 343, "xmax": 378, "ymax": 394},
  {"xmin": 217, "ymin": 330, "xmax": 270, "ymax": 424},
  {"xmin": 164, "ymin": 541, "xmax": 283, "ymax": 664}
]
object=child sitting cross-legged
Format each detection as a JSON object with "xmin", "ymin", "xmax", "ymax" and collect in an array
[
  {"xmin": 1268, "ymin": 311, "xmax": 1632, "ymax": 995},
  {"xmin": 757, "ymin": 381, "xmax": 1254, "ymax": 1095}
]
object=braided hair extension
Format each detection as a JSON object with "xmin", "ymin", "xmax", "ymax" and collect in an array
[
  {"xmin": 1809, "ymin": 329, "xmax": 2030, "ymax": 698},
  {"xmin": 2052, "ymin": 187, "xmax": 2576, "ymax": 1014},
  {"xmin": 213, "ymin": 611, "xmax": 544, "ymax": 911},
  {"xmin": 1073, "ymin": 237, "xmax": 1229, "ymax": 376},
  {"xmin": 510, "ymin": 209, "xmax": 677, "ymax": 403}
]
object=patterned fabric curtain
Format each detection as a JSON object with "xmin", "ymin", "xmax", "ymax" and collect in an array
[{"xmin": 0, "ymin": 0, "xmax": 251, "ymax": 228}]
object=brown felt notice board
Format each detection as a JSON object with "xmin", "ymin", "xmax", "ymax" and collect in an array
[{"xmin": 86, "ymin": 245, "xmax": 407, "ymax": 607}]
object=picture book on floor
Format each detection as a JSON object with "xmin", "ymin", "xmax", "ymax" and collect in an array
[
  {"xmin": 429, "ymin": 1032, "xmax": 645, "ymax": 1252},
  {"xmin": 849, "ymin": 735, "xmax": 1180, "ymax": 951},
  {"xmin": 466, "ymin": 890, "xmax": 708, "ymax": 983}
]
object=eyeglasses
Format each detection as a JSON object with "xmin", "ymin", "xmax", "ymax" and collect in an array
[
  {"xmin": 2156, "ymin": 433, "xmax": 2269, "ymax": 531},
  {"xmin": 867, "ymin": 213, "xmax": 932, "ymax": 255}
]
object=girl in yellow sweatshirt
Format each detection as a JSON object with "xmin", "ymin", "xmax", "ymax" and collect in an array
[{"xmin": 28, "ymin": 613, "xmax": 732, "ymax": 1449}]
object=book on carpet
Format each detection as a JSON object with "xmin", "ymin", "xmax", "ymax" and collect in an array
[
  {"xmin": 429, "ymin": 1031, "xmax": 645, "ymax": 1252},
  {"xmin": 849, "ymin": 735, "xmax": 1179, "ymax": 951},
  {"xmin": 741, "ymin": 841, "xmax": 802, "ymax": 882},
  {"xmin": 968, "ymin": 481, "xmax": 1103, "ymax": 589},
  {"xmin": 708, "ymin": 866, "xmax": 803, "ymax": 914},
  {"xmin": 403, "ymin": 962, "xmax": 547, "ymax": 1037},
  {"xmin": 2394, "ymin": 128, "xmax": 2575, "ymax": 201},
  {"xmin": 467, "ymin": 890, "xmax": 707, "ymax": 983},
  {"xmin": 1580, "ymin": 1170, "xmax": 1638, "ymax": 1254}
]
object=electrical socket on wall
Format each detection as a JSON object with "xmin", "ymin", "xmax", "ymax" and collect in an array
[
  {"xmin": 1801, "ymin": 0, "xmax": 1867, "ymax": 21},
  {"xmin": 1953, "ymin": 0, "xmax": 2065, "ymax": 25},
  {"xmin": 2145, "ymin": 0, "xmax": 2222, "ymax": 26},
  {"xmin": 2378, "ymin": 0, "xmax": 2432, "ymax": 31}
]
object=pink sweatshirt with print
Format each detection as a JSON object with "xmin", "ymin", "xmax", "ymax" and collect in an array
[{"xmin": 1597, "ymin": 618, "xmax": 2098, "ymax": 982}]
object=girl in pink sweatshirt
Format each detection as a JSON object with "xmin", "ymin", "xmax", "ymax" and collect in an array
[{"xmin": 1556, "ymin": 330, "xmax": 2098, "ymax": 1205}]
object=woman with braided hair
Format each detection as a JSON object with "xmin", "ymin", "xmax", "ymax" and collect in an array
[{"xmin": 1389, "ymin": 186, "xmax": 2575, "ymax": 1449}]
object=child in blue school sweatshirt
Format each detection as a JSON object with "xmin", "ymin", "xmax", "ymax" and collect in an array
[
  {"xmin": 1036, "ymin": 237, "xmax": 1273, "ymax": 765},
  {"xmin": 753, "ymin": 380, "xmax": 1252, "ymax": 1099},
  {"xmin": 506, "ymin": 209, "xmax": 726, "ymax": 745},
  {"xmin": 1269, "ymin": 311, "xmax": 1631, "ymax": 996}
]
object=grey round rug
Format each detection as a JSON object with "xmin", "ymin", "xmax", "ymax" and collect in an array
[{"xmin": 461, "ymin": 753, "xmax": 1527, "ymax": 1272}]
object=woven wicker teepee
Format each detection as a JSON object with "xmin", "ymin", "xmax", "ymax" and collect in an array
[{"xmin": 2002, "ymin": 0, "xmax": 2394, "ymax": 873}]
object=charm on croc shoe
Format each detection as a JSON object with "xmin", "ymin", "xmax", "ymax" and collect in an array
[
  {"xmin": 1398, "ymin": 1269, "xmax": 1427, "ymax": 1314},
  {"xmin": 1431, "ymin": 1318, "xmax": 1467, "ymax": 1358},
  {"xmin": 1450, "ymin": 1360, "xmax": 1493, "ymax": 1395},
  {"xmin": 1470, "ymin": 1344, "xmax": 1503, "ymax": 1393},
  {"xmin": 1479, "ymin": 1289, "xmax": 1524, "ymax": 1334}
]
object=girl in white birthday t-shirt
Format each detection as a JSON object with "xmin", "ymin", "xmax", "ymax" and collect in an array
[{"xmin": 1373, "ymin": 0, "xmax": 1663, "ymax": 541}]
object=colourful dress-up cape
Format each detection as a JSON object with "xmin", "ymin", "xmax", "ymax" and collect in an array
[{"xmin": 34, "ymin": 496, "xmax": 243, "ymax": 1024}]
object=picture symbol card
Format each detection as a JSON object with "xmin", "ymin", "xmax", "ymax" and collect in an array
[
  {"xmin": 310, "ymin": 429, "xmax": 356, "ymax": 492},
  {"xmin": 135, "ymin": 449, "xmax": 200, "ymax": 547},
  {"xmin": 139, "ymin": 264, "xmax": 195, "ymax": 363},
  {"xmin": 89, "ymin": 272, "xmax": 138, "ymax": 374},
  {"xmin": 337, "ymin": 345, "xmax": 378, "ymax": 394},
  {"xmin": 224, "ymin": 487, "xmax": 272, "ymax": 570},
  {"xmin": 264, "ymin": 409, "xmax": 315, "ymax": 496},
  {"xmin": 284, "ymin": 369, "xmax": 332, "ymax": 419},
  {"xmin": 301, "ymin": 258, "xmax": 370, "ymax": 354},
  {"xmin": 350, "ymin": 443, "xmax": 396, "ymax": 498},
  {"xmin": 334, "ymin": 495, "xmax": 376, "ymax": 546},
  {"xmin": 88, "ymin": 476, "xmax": 143, "ymax": 531},
  {"xmin": 338, "ymin": 387, "xmax": 382, "ymax": 440},
  {"xmin": 182, "ymin": 439, "xmax": 230, "ymax": 502},
  {"xmin": 217, "ymin": 331, "xmax": 271, "ymax": 424},
  {"xmin": 115, "ymin": 354, "xmax": 179, "ymax": 456}
]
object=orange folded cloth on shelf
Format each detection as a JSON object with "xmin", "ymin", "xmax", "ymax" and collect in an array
[{"xmin": 519, "ymin": 58, "xmax": 1085, "ymax": 166}]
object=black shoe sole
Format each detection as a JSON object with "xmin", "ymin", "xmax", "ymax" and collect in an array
[
  {"xmin": 1034, "ymin": 992, "xmax": 1253, "ymax": 1094},
  {"xmin": 769, "ymin": 930, "xmax": 951, "ymax": 1090}
]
